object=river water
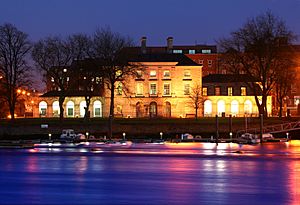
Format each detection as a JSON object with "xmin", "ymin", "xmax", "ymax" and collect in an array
[{"xmin": 0, "ymin": 141, "xmax": 299, "ymax": 205}]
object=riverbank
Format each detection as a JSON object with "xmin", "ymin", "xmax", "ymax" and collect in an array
[{"xmin": 0, "ymin": 117, "xmax": 299, "ymax": 140}]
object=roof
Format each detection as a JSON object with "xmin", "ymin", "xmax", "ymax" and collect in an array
[
  {"xmin": 129, "ymin": 53, "xmax": 200, "ymax": 66},
  {"xmin": 124, "ymin": 45, "xmax": 217, "ymax": 54},
  {"xmin": 40, "ymin": 90, "xmax": 102, "ymax": 97},
  {"xmin": 202, "ymin": 74, "xmax": 258, "ymax": 83}
]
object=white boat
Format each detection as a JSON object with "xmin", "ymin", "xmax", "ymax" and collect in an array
[{"xmin": 239, "ymin": 133, "xmax": 260, "ymax": 144}]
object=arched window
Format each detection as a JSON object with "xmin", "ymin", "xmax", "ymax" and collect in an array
[
  {"xmin": 244, "ymin": 100, "xmax": 253, "ymax": 115},
  {"xmin": 66, "ymin": 101, "xmax": 74, "ymax": 117},
  {"xmin": 217, "ymin": 100, "xmax": 225, "ymax": 116},
  {"xmin": 149, "ymin": 102, "xmax": 157, "ymax": 118},
  {"xmin": 136, "ymin": 102, "xmax": 143, "ymax": 118},
  {"xmin": 93, "ymin": 100, "xmax": 102, "ymax": 117},
  {"xmin": 165, "ymin": 102, "xmax": 171, "ymax": 118},
  {"xmin": 231, "ymin": 100, "xmax": 239, "ymax": 116},
  {"xmin": 204, "ymin": 100, "xmax": 212, "ymax": 116},
  {"xmin": 80, "ymin": 101, "xmax": 87, "ymax": 117},
  {"xmin": 52, "ymin": 101, "xmax": 60, "ymax": 117},
  {"xmin": 39, "ymin": 101, "xmax": 47, "ymax": 116}
]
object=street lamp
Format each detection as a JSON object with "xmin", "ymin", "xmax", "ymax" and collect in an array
[
  {"xmin": 160, "ymin": 132, "xmax": 163, "ymax": 140},
  {"xmin": 86, "ymin": 132, "xmax": 89, "ymax": 139},
  {"xmin": 229, "ymin": 132, "xmax": 233, "ymax": 141},
  {"xmin": 122, "ymin": 132, "xmax": 126, "ymax": 140},
  {"xmin": 286, "ymin": 132, "xmax": 289, "ymax": 141},
  {"xmin": 48, "ymin": 133, "xmax": 52, "ymax": 141}
]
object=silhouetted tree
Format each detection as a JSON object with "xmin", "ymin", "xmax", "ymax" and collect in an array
[
  {"xmin": 189, "ymin": 84, "xmax": 202, "ymax": 119},
  {"xmin": 89, "ymin": 27, "xmax": 139, "ymax": 138},
  {"xmin": 32, "ymin": 36, "xmax": 73, "ymax": 120},
  {"xmin": 0, "ymin": 23, "xmax": 32, "ymax": 120},
  {"xmin": 275, "ymin": 50, "xmax": 296, "ymax": 118},
  {"xmin": 219, "ymin": 12, "xmax": 295, "ymax": 118}
]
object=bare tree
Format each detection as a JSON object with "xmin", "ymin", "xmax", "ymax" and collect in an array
[
  {"xmin": 70, "ymin": 58, "xmax": 104, "ymax": 121},
  {"xmin": 68, "ymin": 34, "xmax": 97, "ymax": 120},
  {"xmin": 32, "ymin": 36, "xmax": 73, "ymax": 120},
  {"xmin": 189, "ymin": 84, "xmax": 202, "ymax": 119},
  {"xmin": 219, "ymin": 12, "xmax": 295, "ymax": 118},
  {"xmin": 0, "ymin": 23, "xmax": 32, "ymax": 120},
  {"xmin": 90, "ymin": 27, "xmax": 138, "ymax": 138},
  {"xmin": 275, "ymin": 50, "xmax": 296, "ymax": 118}
]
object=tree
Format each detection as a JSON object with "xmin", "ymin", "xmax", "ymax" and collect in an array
[
  {"xmin": 68, "ymin": 34, "xmax": 97, "ymax": 120},
  {"xmin": 0, "ymin": 23, "xmax": 32, "ymax": 120},
  {"xmin": 274, "ymin": 50, "xmax": 296, "ymax": 118},
  {"xmin": 89, "ymin": 27, "xmax": 138, "ymax": 138},
  {"xmin": 32, "ymin": 36, "xmax": 73, "ymax": 120},
  {"xmin": 189, "ymin": 84, "xmax": 202, "ymax": 119},
  {"xmin": 70, "ymin": 58, "xmax": 104, "ymax": 121},
  {"xmin": 219, "ymin": 12, "xmax": 295, "ymax": 118}
]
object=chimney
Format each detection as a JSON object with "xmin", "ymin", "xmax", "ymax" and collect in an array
[
  {"xmin": 167, "ymin": 37, "xmax": 173, "ymax": 53},
  {"xmin": 141, "ymin": 36, "xmax": 147, "ymax": 54}
]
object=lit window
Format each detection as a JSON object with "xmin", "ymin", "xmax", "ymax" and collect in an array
[
  {"xmin": 150, "ymin": 83, "xmax": 157, "ymax": 95},
  {"xmin": 202, "ymin": 87, "xmax": 207, "ymax": 96},
  {"xmin": 136, "ymin": 82, "xmax": 143, "ymax": 96},
  {"xmin": 184, "ymin": 84, "xmax": 190, "ymax": 95},
  {"xmin": 116, "ymin": 105, "xmax": 122, "ymax": 114},
  {"xmin": 51, "ymin": 77, "xmax": 54, "ymax": 82},
  {"xmin": 202, "ymin": 49, "xmax": 211, "ymax": 54},
  {"xmin": 217, "ymin": 100, "xmax": 225, "ymax": 116},
  {"xmin": 184, "ymin": 70, "xmax": 191, "ymax": 78},
  {"xmin": 66, "ymin": 101, "xmax": 74, "ymax": 117},
  {"xmin": 244, "ymin": 100, "xmax": 252, "ymax": 114},
  {"xmin": 150, "ymin": 70, "xmax": 157, "ymax": 78},
  {"xmin": 66, "ymin": 77, "xmax": 69, "ymax": 82},
  {"xmin": 208, "ymin": 60, "xmax": 212, "ymax": 67},
  {"xmin": 163, "ymin": 83, "xmax": 170, "ymax": 96},
  {"xmin": 189, "ymin": 50, "xmax": 195, "ymax": 54},
  {"xmin": 93, "ymin": 101, "xmax": 102, "ymax": 117},
  {"xmin": 136, "ymin": 70, "xmax": 142, "ymax": 78},
  {"xmin": 231, "ymin": 100, "xmax": 239, "ymax": 115},
  {"xmin": 241, "ymin": 87, "xmax": 246, "ymax": 96},
  {"xmin": 228, "ymin": 87, "xmax": 233, "ymax": 96},
  {"xmin": 215, "ymin": 87, "xmax": 221, "ymax": 96},
  {"xmin": 80, "ymin": 101, "xmax": 87, "ymax": 117},
  {"xmin": 116, "ymin": 70, "xmax": 122, "ymax": 77},
  {"xmin": 52, "ymin": 101, "xmax": 60, "ymax": 116},
  {"xmin": 39, "ymin": 101, "xmax": 47, "ymax": 116},
  {"xmin": 173, "ymin": 50, "xmax": 182, "ymax": 53},
  {"xmin": 96, "ymin": 77, "xmax": 102, "ymax": 84},
  {"xmin": 204, "ymin": 100, "xmax": 212, "ymax": 116},
  {"xmin": 117, "ymin": 82, "xmax": 122, "ymax": 95},
  {"xmin": 163, "ymin": 70, "xmax": 170, "ymax": 78}
]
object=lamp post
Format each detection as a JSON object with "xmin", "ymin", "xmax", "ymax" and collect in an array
[
  {"xmin": 160, "ymin": 132, "xmax": 163, "ymax": 140},
  {"xmin": 229, "ymin": 132, "xmax": 232, "ymax": 141},
  {"xmin": 86, "ymin": 132, "xmax": 89, "ymax": 139},
  {"xmin": 286, "ymin": 132, "xmax": 289, "ymax": 141},
  {"xmin": 48, "ymin": 133, "xmax": 52, "ymax": 141},
  {"xmin": 122, "ymin": 132, "xmax": 126, "ymax": 140}
]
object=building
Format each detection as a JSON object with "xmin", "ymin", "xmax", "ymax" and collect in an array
[
  {"xmin": 126, "ymin": 37, "xmax": 219, "ymax": 76},
  {"xmin": 202, "ymin": 74, "xmax": 272, "ymax": 117},
  {"xmin": 35, "ymin": 60, "xmax": 105, "ymax": 118},
  {"xmin": 107, "ymin": 53, "xmax": 202, "ymax": 118}
]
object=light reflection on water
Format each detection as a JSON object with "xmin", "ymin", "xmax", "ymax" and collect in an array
[{"xmin": 0, "ymin": 141, "xmax": 299, "ymax": 204}]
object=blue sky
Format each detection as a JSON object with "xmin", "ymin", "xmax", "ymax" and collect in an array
[{"xmin": 1, "ymin": 0, "xmax": 299, "ymax": 45}]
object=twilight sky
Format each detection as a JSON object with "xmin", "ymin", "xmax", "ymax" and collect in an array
[{"xmin": 1, "ymin": 0, "xmax": 300, "ymax": 46}]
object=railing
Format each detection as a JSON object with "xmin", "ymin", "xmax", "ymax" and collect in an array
[{"xmin": 236, "ymin": 121, "xmax": 300, "ymax": 137}]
